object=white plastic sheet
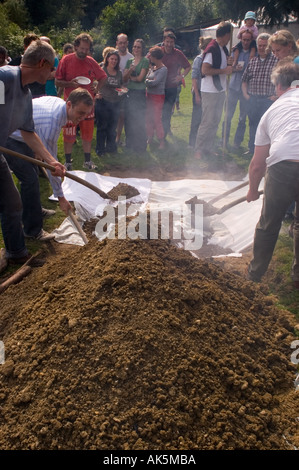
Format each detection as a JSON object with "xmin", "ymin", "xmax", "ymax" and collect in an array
[{"xmin": 50, "ymin": 172, "xmax": 264, "ymax": 254}]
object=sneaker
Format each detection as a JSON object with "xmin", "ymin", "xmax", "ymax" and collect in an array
[
  {"xmin": 65, "ymin": 162, "xmax": 72, "ymax": 171},
  {"xmin": 83, "ymin": 161, "xmax": 97, "ymax": 170},
  {"xmin": 25, "ymin": 229, "xmax": 55, "ymax": 242},
  {"xmin": 42, "ymin": 207, "xmax": 56, "ymax": 218}
]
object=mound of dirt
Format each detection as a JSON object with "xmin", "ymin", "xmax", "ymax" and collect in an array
[
  {"xmin": 107, "ymin": 183, "xmax": 140, "ymax": 201},
  {"xmin": 0, "ymin": 235, "xmax": 298, "ymax": 450}
]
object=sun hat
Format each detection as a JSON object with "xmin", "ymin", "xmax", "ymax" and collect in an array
[{"xmin": 245, "ymin": 11, "xmax": 256, "ymax": 21}]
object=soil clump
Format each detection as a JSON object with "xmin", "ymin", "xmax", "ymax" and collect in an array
[
  {"xmin": 107, "ymin": 183, "xmax": 140, "ymax": 201},
  {"xmin": 0, "ymin": 231, "xmax": 298, "ymax": 450}
]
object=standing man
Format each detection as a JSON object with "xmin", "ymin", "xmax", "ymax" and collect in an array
[
  {"xmin": 0, "ymin": 40, "xmax": 65, "ymax": 271},
  {"xmin": 194, "ymin": 22, "xmax": 233, "ymax": 161},
  {"xmin": 4, "ymin": 89, "xmax": 94, "ymax": 241},
  {"xmin": 55, "ymin": 33, "xmax": 107, "ymax": 170},
  {"xmin": 115, "ymin": 33, "xmax": 133, "ymax": 145},
  {"xmin": 161, "ymin": 32, "xmax": 191, "ymax": 138},
  {"xmin": 222, "ymin": 29, "xmax": 254, "ymax": 149},
  {"xmin": 116, "ymin": 33, "xmax": 133, "ymax": 74},
  {"xmin": 246, "ymin": 59, "xmax": 299, "ymax": 289},
  {"xmin": 241, "ymin": 33, "xmax": 278, "ymax": 156}
]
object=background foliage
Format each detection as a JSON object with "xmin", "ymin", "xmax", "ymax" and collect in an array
[{"xmin": 1, "ymin": 0, "xmax": 299, "ymax": 58}]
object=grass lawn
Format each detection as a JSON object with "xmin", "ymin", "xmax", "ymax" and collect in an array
[{"xmin": 1, "ymin": 70, "xmax": 299, "ymax": 320}]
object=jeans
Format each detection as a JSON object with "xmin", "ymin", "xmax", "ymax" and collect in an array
[
  {"xmin": 189, "ymin": 92, "xmax": 202, "ymax": 148},
  {"xmin": 0, "ymin": 153, "xmax": 28, "ymax": 259},
  {"xmin": 162, "ymin": 87, "xmax": 177, "ymax": 137},
  {"xmin": 222, "ymin": 88, "xmax": 248, "ymax": 147},
  {"xmin": 247, "ymin": 95, "xmax": 273, "ymax": 153},
  {"xmin": 4, "ymin": 138, "xmax": 43, "ymax": 237},
  {"xmin": 248, "ymin": 161, "xmax": 299, "ymax": 281},
  {"xmin": 95, "ymin": 98, "xmax": 121, "ymax": 153}
]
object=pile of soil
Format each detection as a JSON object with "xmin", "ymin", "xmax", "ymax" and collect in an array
[
  {"xmin": 107, "ymin": 183, "xmax": 140, "ymax": 201},
  {"xmin": 0, "ymin": 235, "xmax": 298, "ymax": 450}
]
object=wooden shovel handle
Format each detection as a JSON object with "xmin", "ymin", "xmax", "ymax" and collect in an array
[
  {"xmin": 209, "ymin": 181, "xmax": 249, "ymax": 204},
  {"xmin": 0, "ymin": 145, "xmax": 110, "ymax": 199},
  {"xmin": 68, "ymin": 210, "xmax": 89, "ymax": 245},
  {"xmin": 216, "ymin": 190, "xmax": 263, "ymax": 215}
]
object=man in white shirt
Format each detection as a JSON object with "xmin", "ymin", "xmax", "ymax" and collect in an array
[
  {"xmin": 115, "ymin": 33, "xmax": 134, "ymax": 145},
  {"xmin": 4, "ymin": 89, "xmax": 93, "ymax": 241},
  {"xmin": 194, "ymin": 22, "xmax": 233, "ymax": 163},
  {"xmin": 246, "ymin": 59, "xmax": 299, "ymax": 289},
  {"xmin": 116, "ymin": 33, "xmax": 133, "ymax": 74}
]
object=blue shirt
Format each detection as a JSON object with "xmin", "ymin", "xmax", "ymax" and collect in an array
[
  {"xmin": 229, "ymin": 48, "xmax": 251, "ymax": 92},
  {"xmin": 191, "ymin": 53, "xmax": 203, "ymax": 92},
  {"xmin": 10, "ymin": 96, "xmax": 67, "ymax": 198},
  {"xmin": 0, "ymin": 66, "xmax": 34, "ymax": 146}
]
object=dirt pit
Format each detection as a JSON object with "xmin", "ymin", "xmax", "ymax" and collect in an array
[{"xmin": 0, "ymin": 233, "xmax": 298, "ymax": 450}]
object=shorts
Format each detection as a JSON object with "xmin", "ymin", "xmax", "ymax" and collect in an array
[{"xmin": 63, "ymin": 112, "xmax": 95, "ymax": 143}]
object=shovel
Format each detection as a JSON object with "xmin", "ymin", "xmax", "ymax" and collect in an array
[
  {"xmin": 0, "ymin": 145, "xmax": 110, "ymax": 199},
  {"xmin": 214, "ymin": 190, "xmax": 263, "ymax": 215},
  {"xmin": 39, "ymin": 166, "xmax": 89, "ymax": 245}
]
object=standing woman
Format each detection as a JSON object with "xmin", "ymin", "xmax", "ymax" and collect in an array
[
  {"xmin": 268, "ymin": 30, "xmax": 299, "ymax": 61},
  {"xmin": 188, "ymin": 36, "xmax": 213, "ymax": 148},
  {"xmin": 123, "ymin": 39, "xmax": 149, "ymax": 152},
  {"xmin": 95, "ymin": 50, "xmax": 123, "ymax": 155},
  {"xmin": 145, "ymin": 46, "xmax": 168, "ymax": 149}
]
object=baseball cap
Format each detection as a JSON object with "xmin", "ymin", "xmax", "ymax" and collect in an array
[{"xmin": 245, "ymin": 11, "xmax": 256, "ymax": 20}]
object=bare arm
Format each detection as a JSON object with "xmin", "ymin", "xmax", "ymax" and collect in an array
[
  {"xmin": 55, "ymin": 78, "xmax": 81, "ymax": 90},
  {"xmin": 192, "ymin": 78, "xmax": 201, "ymax": 104},
  {"xmin": 20, "ymin": 131, "xmax": 65, "ymax": 177},
  {"xmin": 58, "ymin": 196, "xmax": 72, "ymax": 215},
  {"xmin": 242, "ymin": 81, "xmax": 250, "ymax": 100},
  {"xmin": 246, "ymin": 144, "xmax": 270, "ymax": 202},
  {"xmin": 202, "ymin": 62, "xmax": 232, "ymax": 77},
  {"xmin": 129, "ymin": 67, "xmax": 148, "ymax": 83}
]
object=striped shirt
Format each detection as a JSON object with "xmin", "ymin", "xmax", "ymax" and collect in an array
[
  {"xmin": 10, "ymin": 96, "xmax": 67, "ymax": 198},
  {"xmin": 242, "ymin": 53, "xmax": 278, "ymax": 96}
]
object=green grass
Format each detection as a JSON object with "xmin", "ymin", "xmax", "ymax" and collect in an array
[{"xmin": 1, "ymin": 71, "xmax": 299, "ymax": 319}]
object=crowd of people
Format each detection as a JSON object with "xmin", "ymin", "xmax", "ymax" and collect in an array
[{"xmin": 0, "ymin": 14, "xmax": 299, "ymax": 289}]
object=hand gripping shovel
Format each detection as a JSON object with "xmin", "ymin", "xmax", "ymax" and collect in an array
[{"xmin": 0, "ymin": 145, "xmax": 110, "ymax": 200}]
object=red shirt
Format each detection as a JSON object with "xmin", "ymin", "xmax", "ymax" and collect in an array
[
  {"xmin": 55, "ymin": 53, "xmax": 107, "ymax": 100},
  {"xmin": 161, "ymin": 47, "xmax": 190, "ymax": 88}
]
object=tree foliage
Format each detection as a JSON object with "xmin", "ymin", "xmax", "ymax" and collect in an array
[
  {"xmin": 99, "ymin": 0, "xmax": 162, "ymax": 45},
  {"xmin": 215, "ymin": 0, "xmax": 299, "ymax": 25},
  {"xmin": 0, "ymin": 3, "xmax": 27, "ymax": 56}
]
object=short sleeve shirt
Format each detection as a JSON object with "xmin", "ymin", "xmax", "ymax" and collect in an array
[
  {"xmin": 255, "ymin": 87, "xmax": 299, "ymax": 166},
  {"xmin": 55, "ymin": 53, "xmax": 107, "ymax": 100},
  {"xmin": 0, "ymin": 66, "xmax": 34, "ymax": 146},
  {"xmin": 161, "ymin": 47, "xmax": 190, "ymax": 88},
  {"xmin": 125, "ymin": 57, "xmax": 149, "ymax": 90}
]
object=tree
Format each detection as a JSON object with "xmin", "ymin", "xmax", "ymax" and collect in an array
[
  {"xmin": 24, "ymin": 0, "xmax": 85, "ymax": 29},
  {"xmin": 162, "ymin": 0, "xmax": 189, "ymax": 29},
  {"xmin": 3, "ymin": 0, "xmax": 29, "ymax": 29},
  {"xmin": 0, "ymin": 3, "xmax": 26, "ymax": 56},
  {"xmin": 99, "ymin": 0, "xmax": 162, "ymax": 45},
  {"xmin": 215, "ymin": 0, "xmax": 299, "ymax": 25}
]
